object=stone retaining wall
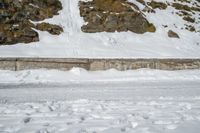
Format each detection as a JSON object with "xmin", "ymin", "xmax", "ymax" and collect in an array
[{"xmin": 0, "ymin": 58, "xmax": 200, "ymax": 71}]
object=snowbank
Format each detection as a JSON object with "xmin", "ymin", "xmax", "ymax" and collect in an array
[{"xmin": 1, "ymin": 68, "xmax": 200, "ymax": 84}]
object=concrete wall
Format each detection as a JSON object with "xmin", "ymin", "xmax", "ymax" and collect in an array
[
  {"xmin": 0, "ymin": 58, "xmax": 200, "ymax": 71},
  {"xmin": 89, "ymin": 59, "xmax": 200, "ymax": 70}
]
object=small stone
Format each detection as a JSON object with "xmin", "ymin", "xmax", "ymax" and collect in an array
[
  {"xmin": 168, "ymin": 30, "xmax": 180, "ymax": 38},
  {"xmin": 23, "ymin": 117, "xmax": 31, "ymax": 124}
]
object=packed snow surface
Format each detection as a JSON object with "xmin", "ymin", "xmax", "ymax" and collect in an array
[
  {"xmin": 0, "ymin": 68, "xmax": 200, "ymax": 133},
  {"xmin": 0, "ymin": 0, "xmax": 200, "ymax": 58}
]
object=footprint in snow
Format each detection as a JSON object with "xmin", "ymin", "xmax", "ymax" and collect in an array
[
  {"xmin": 66, "ymin": 122, "xmax": 73, "ymax": 125},
  {"xmin": 121, "ymin": 124, "xmax": 137, "ymax": 132},
  {"xmin": 23, "ymin": 117, "xmax": 32, "ymax": 124},
  {"xmin": 36, "ymin": 128, "xmax": 50, "ymax": 133},
  {"xmin": 43, "ymin": 123, "xmax": 50, "ymax": 127},
  {"xmin": 22, "ymin": 71, "xmax": 31, "ymax": 79},
  {"xmin": 79, "ymin": 116, "xmax": 85, "ymax": 123}
]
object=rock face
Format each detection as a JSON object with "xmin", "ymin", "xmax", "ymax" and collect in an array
[
  {"xmin": 0, "ymin": 0, "xmax": 63, "ymax": 45},
  {"xmin": 79, "ymin": 0, "xmax": 156, "ymax": 34}
]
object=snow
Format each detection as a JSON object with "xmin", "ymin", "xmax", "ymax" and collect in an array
[
  {"xmin": 1, "ymin": 0, "xmax": 200, "ymax": 132},
  {"xmin": 0, "ymin": 0, "xmax": 200, "ymax": 58},
  {"xmin": 1, "ymin": 68, "xmax": 200, "ymax": 84},
  {"xmin": 0, "ymin": 68, "xmax": 200, "ymax": 133}
]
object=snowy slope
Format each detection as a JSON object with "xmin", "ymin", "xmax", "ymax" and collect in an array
[
  {"xmin": 0, "ymin": 0, "xmax": 200, "ymax": 58},
  {"xmin": 0, "ymin": 69, "xmax": 200, "ymax": 133}
]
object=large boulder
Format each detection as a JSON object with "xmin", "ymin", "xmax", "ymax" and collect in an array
[{"xmin": 79, "ymin": 0, "xmax": 156, "ymax": 34}]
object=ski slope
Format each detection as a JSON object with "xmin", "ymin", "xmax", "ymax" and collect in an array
[
  {"xmin": 0, "ymin": 69, "xmax": 200, "ymax": 133},
  {"xmin": 0, "ymin": 0, "xmax": 200, "ymax": 58}
]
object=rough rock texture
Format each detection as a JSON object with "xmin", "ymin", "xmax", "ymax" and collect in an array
[
  {"xmin": 36, "ymin": 23, "xmax": 63, "ymax": 35},
  {"xmin": 0, "ymin": 23, "xmax": 39, "ymax": 45},
  {"xmin": 79, "ymin": 0, "xmax": 156, "ymax": 34},
  {"xmin": 0, "ymin": 0, "xmax": 63, "ymax": 45},
  {"xmin": 171, "ymin": 2, "xmax": 200, "ymax": 32},
  {"xmin": 147, "ymin": 1, "xmax": 167, "ymax": 10},
  {"xmin": 183, "ymin": 16, "xmax": 195, "ymax": 23},
  {"xmin": 168, "ymin": 30, "xmax": 180, "ymax": 38},
  {"xmin": 185, "ymin": 25, "xmax": 196, "ymax": 32},
  {"xmin": 172, "ymin": 2, "xmax": 200, "ymax": 12}
]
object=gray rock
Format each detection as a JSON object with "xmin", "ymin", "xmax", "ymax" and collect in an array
[{"xmin": 168, "ymin": 30, "xmax": 180, "ymax": 38}]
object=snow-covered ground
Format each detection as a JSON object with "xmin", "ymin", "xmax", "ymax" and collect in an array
[
  {"xmin": 0, "ymin": 68, "xmax": 200, "ymax": 133},
  {"xmin": 0, "ymin": 0, "xmax": 200, "ymax": 58}
]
